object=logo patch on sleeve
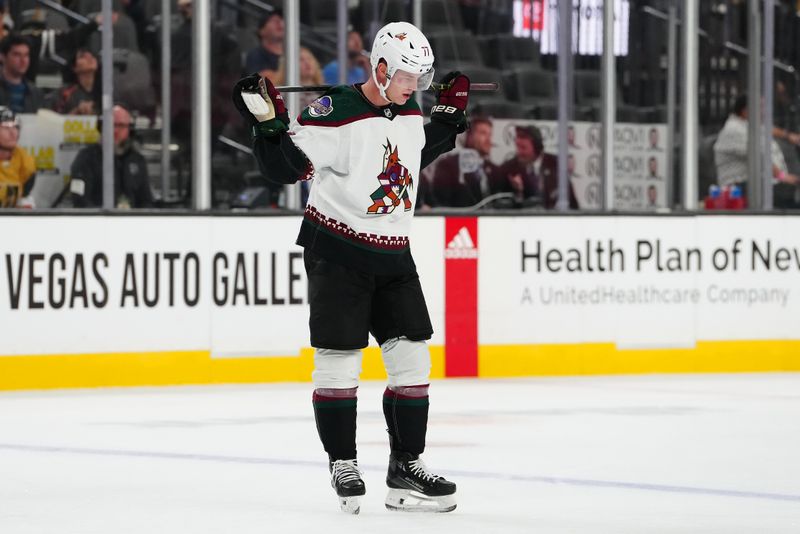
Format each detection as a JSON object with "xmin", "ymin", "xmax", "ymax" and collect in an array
[{"xmin": 308, "ymin": 96, "xmax": 334, "ymax": 117}]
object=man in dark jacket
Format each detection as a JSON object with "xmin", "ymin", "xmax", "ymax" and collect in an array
[
  {"xmin": 0, "ymin": 34, "xmax": 44, "ymax": 113},
  {"xmin": 430, "ymin": 116, "xmax": 498, "ymax": 207},
  {"xmin": 492, "ymin": 125, "xmax": 578, "ymax": 209},
  {"xmin": 69, "ymin": 104, "xmax": 153, "ymax": 208}
]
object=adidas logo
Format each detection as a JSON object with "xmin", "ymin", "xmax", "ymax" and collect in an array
[{"xmin": 444, "ymin": 226, "xmax": 478, "ymax": 259}]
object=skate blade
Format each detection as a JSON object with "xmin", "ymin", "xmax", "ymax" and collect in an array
[
  {"xmin": 339, "ymin": 495, "xmax": 361, "ymax": 515},
  {"xmin": 384, "ymin": 488, "xmax": 456, "ymax": 513}
]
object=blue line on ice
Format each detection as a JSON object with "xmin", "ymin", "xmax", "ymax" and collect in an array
[{"xmin": 2, "ymin": 442, "xmax": 798, "ymax": 503}]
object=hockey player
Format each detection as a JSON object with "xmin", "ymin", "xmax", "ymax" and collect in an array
[{"xmin": 232, "ymin": 22, "xmax": 470, "ymax": 514}]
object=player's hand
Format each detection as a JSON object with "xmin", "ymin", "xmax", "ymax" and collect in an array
[
  {"xmin": 430, "ymin": 71, "xmax": 470, "ymax": 132},
  {"xmin": 232, "ymin": 73, "xmax": 289, "ymax": 137}
]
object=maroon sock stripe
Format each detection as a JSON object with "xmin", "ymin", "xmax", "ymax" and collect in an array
[
  {"xmin": 313, "ymin": 391, "xmax": 357, "ymax": 408},
  {"xmin": 383, "ymin": 388, "xmax": 430, "ymax": 407},
  {"xmin": 383, "ymin": 386, "xmax": 429, "ymax": 400}
]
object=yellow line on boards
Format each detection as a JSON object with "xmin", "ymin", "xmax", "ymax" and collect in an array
[
  {"xmin": 1, "ymin": 341, "xmax": 799, "ymax": 390},
  {"xmin": 478, "ymin": 340, "xmax": 800, "ymax": 377},
  {"xmin": 0, "ymin": 346, "xmax": 446, "ymax": 391}
]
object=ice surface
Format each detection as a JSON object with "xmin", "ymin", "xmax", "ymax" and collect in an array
[{"xmin": 1, "ymin": 374, "xmax": 799, "ymax": 533}]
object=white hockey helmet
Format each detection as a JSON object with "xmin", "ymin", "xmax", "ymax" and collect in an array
[{"xmin": 370, "ymin": 22, "xmax": 435, "ymax": 102}]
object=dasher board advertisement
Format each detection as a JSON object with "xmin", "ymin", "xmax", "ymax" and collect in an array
[{"xmin": 479, "ymin": 216, "xmax": 800, "ymax": 348}]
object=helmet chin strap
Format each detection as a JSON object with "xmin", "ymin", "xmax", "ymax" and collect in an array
[{"xmin": 371, "ymin": 67, "xmax": 396, "ymax": 105}]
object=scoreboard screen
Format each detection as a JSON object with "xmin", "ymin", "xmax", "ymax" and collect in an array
[{"xmin": 513, "ymin": 0, "xmax": 630, "ymax": 57}]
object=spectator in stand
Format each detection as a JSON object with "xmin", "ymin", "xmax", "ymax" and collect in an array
[
  {"xmin": 169, "ymin": 0, "xmax": 239, "ymax": 175},
  {"xmin": 0, "ymin": 107, "xmax": 36, "ymax": 208},
  {"xmin": 300, "ymin": 47, "xmax": 324, "ymax": 85},
  {"xmin": 51, "ymin": 48, "xmax": 100, "ymax": 115},
  {"xmin": 120, "ymin": 0, "xmax": 148, "ymax": 55},
  {"xmin": 244, "ymin": 10, "xmax": 284, "ymax": 84},
  {"xmin": 85, "ymin": 1, "xmax": 140, "ymax": 54},
  {"xmin": 280, "ymin": 46, "xmax": 326, "ymax": 206},
  {"xmin": 0, "ymin": 34, "xmax": 43, "ymax": 113},
  {"xmin": 713, "ymin": 94, "xmax": 800, "ymax": 207},
  {"xmin": 171, "ymin": 0, "xmax": 194, "ymax": 68},
  {"xmin": 322, "ymin": 30, "xmax": 370, "ymax": 86},
  {"xmin": 169, "ymin": 0, "xmax": 195, "ymax": 156},
  {"xmin": 775, "ymin": 81, "xmax": 798, "ymax": 133},
  {"xmin": 276, "ymin": 47, "xmax": 324, "ymax": 110},
  {"xmin": 773, "ymin": 81, "xmax": 800, "ymax": 177},
  {"xmin": 430, "ymin": 116, "xmax": 497, "ymax": 207},
  {"xmin": 69, "ymin": 104, "xmax": 153, "ymax": 208},
  {"xmin": 0, "ymin": 4, "xmax": 101, "ymax": 80},
  {"xmin": 493, "ymin": 125, "xmax": 578, "ymax": 209},
  {"xmin": 0, "ymin": 1, "xmax": 10, "ymax": 35}
]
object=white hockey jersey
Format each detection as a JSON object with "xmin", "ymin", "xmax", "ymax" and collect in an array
[{"xmin": 290, "ymin": 85, "xmax": 425, "ymax": 274}]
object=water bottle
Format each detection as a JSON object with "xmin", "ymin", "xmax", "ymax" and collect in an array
[
  {"xmin": 705, "ymin": 184, "xmax": 721, "ymax": 210},
  {"xmin": 728, "ymin": 184, "xmax": 745, "ymax": 210}
]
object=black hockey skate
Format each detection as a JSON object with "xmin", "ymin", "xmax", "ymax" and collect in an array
[
  {"xmin": 330, "ymin": 459, "xmax": 366, "ymax": 514},
  {"xmin": 385, "ymin": 452, "xmax": 457, "ymax": 513}
]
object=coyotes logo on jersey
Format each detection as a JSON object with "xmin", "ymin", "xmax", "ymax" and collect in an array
[{"xmin": 367, "ymin": 140, "xmax": 414, "ymax": 215}]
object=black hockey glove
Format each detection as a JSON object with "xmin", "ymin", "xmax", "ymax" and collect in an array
[
  {"xmin": 232, "ymin": 73, "xmax": 290, "ymax": 137},
  {"xmin": 430, "ymin": 71, "xmax": 470, "ymax": 133}
]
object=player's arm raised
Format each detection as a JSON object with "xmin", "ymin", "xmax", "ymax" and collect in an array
[
  {"xmin": 232, "ymin": 73, "xmax": 313, "ymax": 184},
  {"xmin": 421, "ymin": 71, "xmax": 470, "ymax": 169}
]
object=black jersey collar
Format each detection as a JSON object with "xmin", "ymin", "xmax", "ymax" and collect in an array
[{"xmin": 354, "ymin": 83, "xmax": 400, "ymax": 120}]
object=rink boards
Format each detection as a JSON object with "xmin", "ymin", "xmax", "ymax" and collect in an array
[{"xmin": 1, "ymin": 213, "xmax": 800, "ymax": 390}]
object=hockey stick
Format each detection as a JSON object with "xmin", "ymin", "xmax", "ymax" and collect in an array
[{"xmin": 276, "ymin": 82, "xmax": 499, "ymax": 93}]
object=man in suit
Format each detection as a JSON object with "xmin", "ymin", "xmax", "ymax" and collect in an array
[
  {"xmin": 430, "ymin": 116, "xmax": 497, "ymax": 207},
  {"xmin": 493, "ymin": 125, "xmax": 578, "ymax": 209}
]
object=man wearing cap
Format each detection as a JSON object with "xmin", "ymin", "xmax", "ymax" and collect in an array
[
  {"xmin": 492, "ymin": 124, "xmax": 578, "ymax": 209},
  {"xmin": 244, "ymin": 10, "xmax": 284, "ymax": 84},
  {"xmin": 0, "ymin": 107, "xmax": 36, "ymax": 208}
]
